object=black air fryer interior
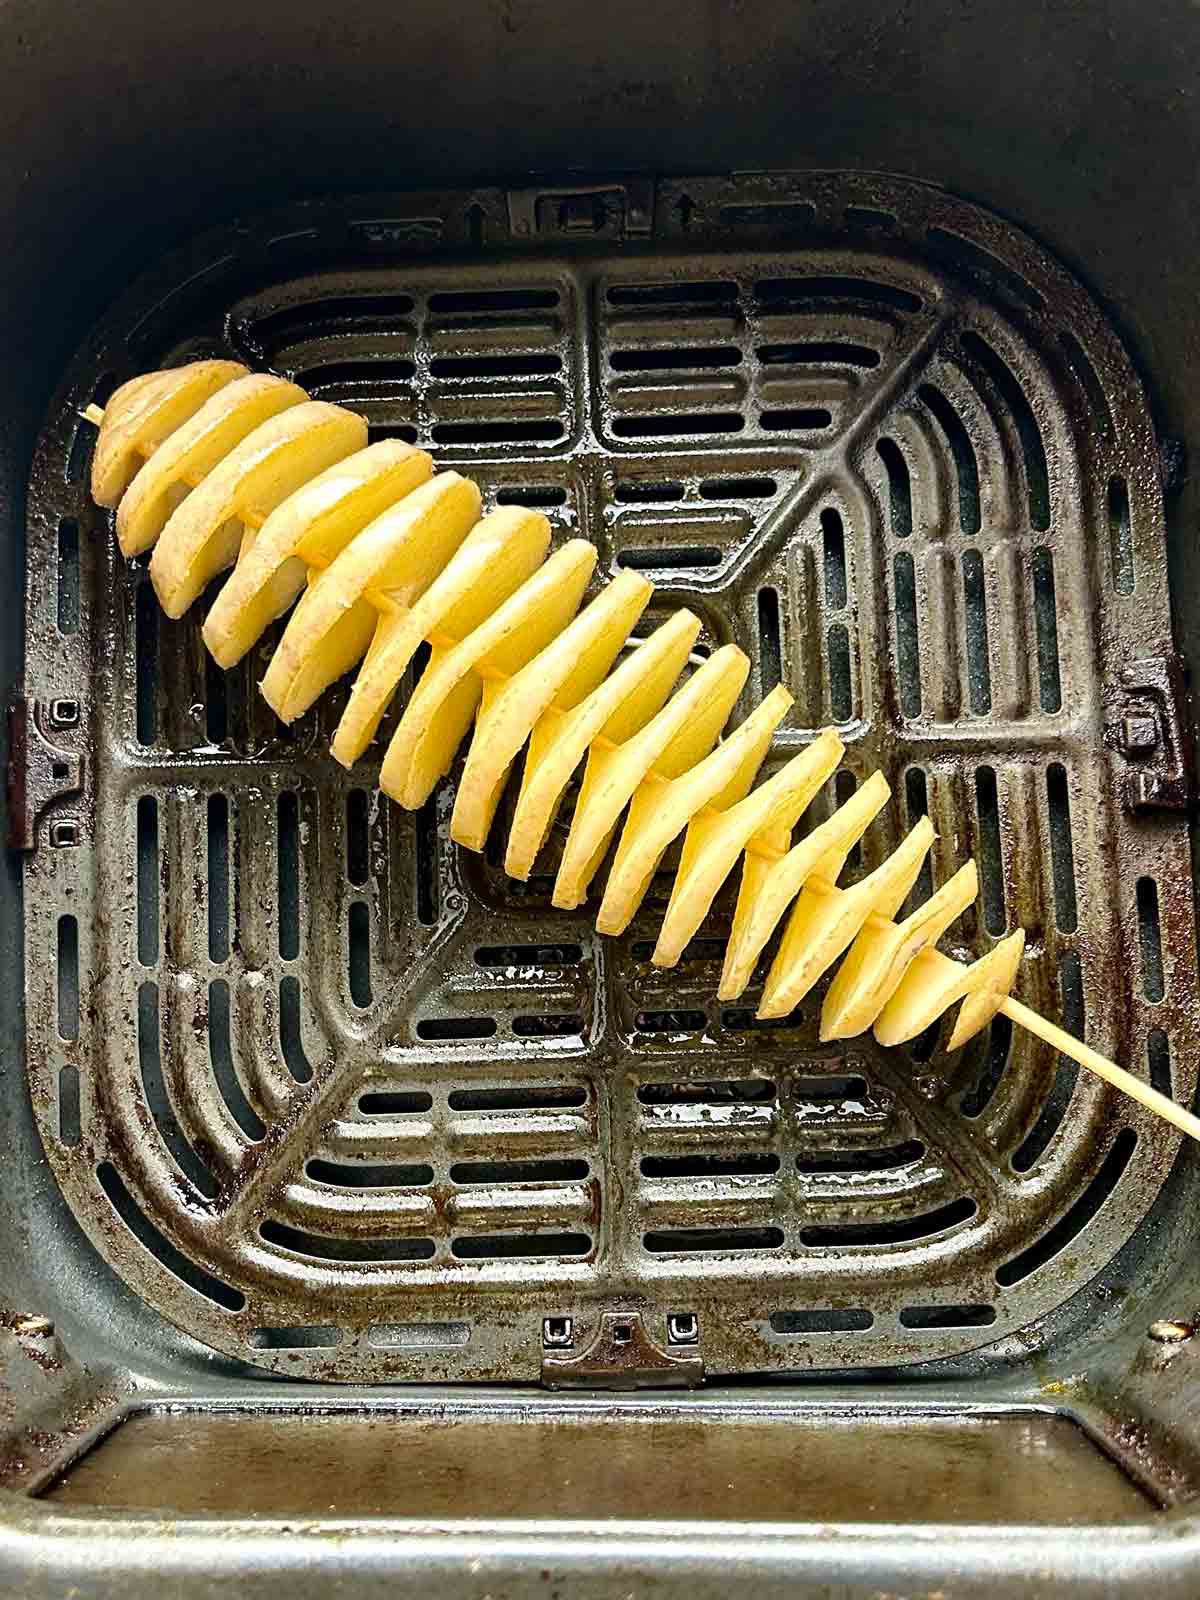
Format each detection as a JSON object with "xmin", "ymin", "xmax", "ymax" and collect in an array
[{"xmin": 5, "ymin": 5, "xmax": 1200, "ymax": 1597}]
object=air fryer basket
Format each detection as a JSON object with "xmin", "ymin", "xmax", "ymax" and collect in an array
[{"xmin": 6, "ymin": 4, "xmax": 1200, "ymax": 1597}]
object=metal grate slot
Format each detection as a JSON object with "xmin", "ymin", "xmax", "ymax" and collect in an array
[
  {"xmin": 900, "ymin": 1303, "xmax": 997, "ymax": 1329},
  {"xmin": 642, "ymin": 1153, "xmax": 781, "ymax": 1177},
  {"xmin": 1148, "ymin": 1029, "xmax": 1172, "ymax": 1097},
  {"xmin": 475, "ymin": 943, "xmax": 583, "ymax": 968},
  {"xmin": 139, "ymin": 981, "xmax": 219, "ymax": 1198},
  {"xmin": 348, "ymin": 901, "xmax": 372, "ymax": 1007},
  {"xmin": 613, "ymin": 413, "xmax": 744, "ymax": 438},
  {"xmin": 452, "ymin": 1233, "xmax": 591, "ymax": 1259},
  {"xmin": 1012, "ymin": 953, "xmax": 1084, "ymax": 1171},
  {"xmin": 512, "ymin": 1014, "xmax": 583, "ymax": 1037},
  {"xmin": 97, "ymin": 1161, "xmax": 245, "ymax": 1310},
  {"xmin": 1137, "ymin": 877, "xmax": 1165, "ymax": 1003},
  {"xmin": 346, "ymin": 789, "xmax": 370, "ymax": 886},
  {"xmin": 208, "ymin": 978, "xmax": 265, "ymax": 1141},
  {"xmin": 57, "ymin": 518, "xmax": 79, "ymax": 634},
  {"xmin": 1032, "ymin": 547, "xmax": 1062, "ymax": 712},
  {"xmin": 260, "ymin": 1221, "xmax": 436, "ymax": 1263},
  {"xmin": 645, "ymin": 1227, "xmax": 785, "ymax": 1254},
  {"xmin": 618, "ymin": 547, "xmax": 723, "ymax": 571},
  {"xmin": 927, "ymin": 226, "xmax": 1044, "ymax": 312},
  {"xmin": 699, "ymin": 476, "xmax": 776, "ymax": 499},
  {"xmin": 1108, "ymin": 476, "xmax": 1135, "ymax": 594},
  {"xmin": 974, "ymin": 767, "xmax": 1006, "ymax": 935},
  {"xmin": 801, "ymin": 1198, "xmax": 977, "ymax": 1247},
  {"xmin": 207, "ymin": 795, "xmax": 230, "ymax": 961},
  {"xmin": 276, "ymin": 792, "xmax": 300, "ymax": 960},
  {"xmin": 614, "ymin": 481, "xmax": 685, "ymax": 503},
  {"xmin": 997, "ymin": 1130, "xmax": 1138, "ymax": 1285},
  {"xmin": 136, "ymin": 797, "xmax": 159, "ymax": 964},
  {"xmin": 796, "ymin": 1140, "xmax": 925, "ymax": 1174},
  {"xmin": 495, "ymin": 485, "xmax": 569, "ymax": 507},
  {"xmin": 962, "ymin": 549, "xmax": 992, "ymax": 714},
  {"xmin": 278, "ymin": 975, "xmax": 314, "ymax": 1083},
  {"xmin": 754, "ymin": 276, "xmax": 921, "ymax": 313},
  {"xmin": 58, "ymin": 1065, "xmax": 81, "ymax": 1146},
  {"xmin": 1046, "ymin": 764, "xmax": 1078, "ymax": 932},
  {"xmin": 961, "ymin": 329, "xmax": 1050, "ymax": 529},
  {"xmin": 134, "ymin": 582, "xmax": 158, "ymax": 746},
  {"xmin": 448, "ymin": 1085, "xmax": 587, "ymax": 1111},
  {"xmin": 306, "ymin": 1160, "xmax": 434, "ymax": 1187},
  {"xmin": 56, "ymin": 915, "xmax": 79, "ymax": 1041},
  {"xmin": 921, "ymin": 383, "xmax": 981, "ymax": 534},
  {"xmin": 876, "ymin": 439, "xmax": 913, "ymax": 536},
  {"xmin": 416, "ymin": 1016, "xmax": 497, "ymax": 1041},
  {"xmin": 248, "ymin": 1326, "xmax": 342, "ymax": 1349}
]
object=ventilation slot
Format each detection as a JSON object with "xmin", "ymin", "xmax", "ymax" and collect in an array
[
  {"xmin": 239, "ymin": 293, "xmax": 416, "ymax": 357},
  {"xmin": 846, "ymin": 206, "xmax": 896, "ymax": 230},
  {"xmin": 754, "ymin": 277, "xmax": 921, "ymax": 313},
  {"xmin": 348, "ymin": 901, "xmax": 372, "ymax": 1007},
  {"xmin": 307, "ymin": 1159, "xmax": 434, "ymax": 1187},
  {"xmin": 207, "ymin": 794, "xmax": 230, "ymax": 962},
  {"xmin": 209, "ymin": 978, "xmax": 265, "ymax": 1141},
  {"xmin": 1032, "ymin": 547, "xmax": 1062, "ymax": 712},
  {"xmin": 801, "ymin": 1198, "xmax": 976, "ymax": 1247},
  {"xmin": 959, "ymin": 1011, "xmax": 1013, "ymax": 1119},
  {"xmin": 997, "ymin": 1130, "xmax": 1137, "ymax": 1285},
  {"xmin": 899, "ymin": 1303, "xmax": 996, "ymax": 1329},
  {"xmin": 58, "ymin": 1066, "xmax": 81, "ymax": 1146},
  {"xmin": 614, "ymin": 481, "xmax": 684, "ymax": 503},
  {"xmin": 876, "ymin": 439, "xmax": 913, "ymax": 537},
  {"xmin": 797, "ymin": 1140, "xmax": 925, "ymax": 1174},
  {"xmin": 920, "ymin": 385, "xmax": 980, "ymax": 535},
  {"xmin": 1012, "ymin": 952, "xmax": 1083, "ymax": 1171},
  {"xmin": 57, "ymin": 914, "xmax": 79, "ymax": 1041},
  {"xmin": 359, "ymin": 1090, "xmax": 433, "ymax": 1115},
  {"xmin": 835, "ymin": 770, "xmax": 861, "ymax": 871},
  {"xmin": 631, "ymin": 936, "xmax": 726, "ymax": 963},
  {"xmin": 759, "ymin": 340, "xmax": 881, "ymax": 370},
  {"xmin": 757, "ymin": 587, "xmax": 783, "ymax": 693},
  {"xmin": 700, "ymin": 476, "xmax": 777, "ymax": 500},
  {"xmin": 1148, "ymin": 1029, "xmax": 1172, "ymax": 1097},
  {"xmin": 1137, "ymin": 877, "xmax": 1165, "ymax": 1002},
  {"xmin": 822, "ymin": 508, "xmax": 848, "ymax": 610},
  {"xmin": 450, "ymin": 1159, "xmax": 589, "ymax": 1184},
  {"xmin": 57, "ymin": 518, "xmax": 79, "ymax": 634},
  {"xmin": 248, "ymin": 1326, "xmax": 343, "ymax": 1350},
  {"xmin": 260, "ymin": 1220, "xmax": 435, "ymax": 1263},
  {"xmin": 618, "ymin": 547, "xmax": 723, "ymax": 571},
  {"xmin": 893, "ymin": 551, "xmax": 921, "ymax": 716},
  {"xmin": 495, "ymin": 485, "xmax": 569, "ymax": 508},
  {"xmin": 448, "ymin": 1084, "xmax": 587, "ymax": 1111},
  {"xmin": 635, "ymin": 1009, "xmax": 708, "ymax": 1034},
  {"xmin": 279, "ymin": 975, "xmax": 314, "ymax": 1083},
  {"xmin": 962, "ymin": 549, "xmax": 992, "ymax": 714},
  {"xmin": 927, "ymin": 226, "xmax": 1044, "ymax": 311},
  {"xmin": 416, "ymin": 1016, "xmax": 497, "ymax": 1041},
  {"xmin": 1108, "ymin": 476, "xmax": 1134, "ymax": 594},
  {"xmin": 1046, "ymin": 764, "xmax": 1078, "ymax": 933},
  {"xmin": 792, "ymin": 1074, "xmax": 868, "ymax": 1102},
  {"xmin": 903, "ymin": 767, "xmax": 935, "ymax": 907},
  {"xmin": 760, "ymin": 408, "xmax": 832, "ymax": 432},
  {"xmin": 431, "ymin": 418, "xmax": 563, "ymax": 445},
  {"xmin": 475, "ymin": 943, "xmax": 583, "ymax": 968},
  {"xmin": 134, "ymin": 581, "xmax": 158, "ymax": 745},
  {"xmin": 607, "ymin": 281, "xmax": 737, "ymax": 307},
  {"xmin": 429, "ymin": 288, "xmax": 559, "ymax": 313},
  {"xmin": 276, "ymin": 791, "xmax": 300, "ymax": 960},
  {"xmin": 512, "ymin": 1014, "xmax": 583, "ymax": 1038},
  {"xmin": 97, "ymin": 1162, "xmax": 244, "ymax": 1310},
  {"xmin": 974, "ymin": 767, "xmax": 1006, "ymax": 936},
  {"xmin": 641, "ymin": 1153, "xmax": 781, "ymax": 1178},
  {"xmin": 346, "ymin": 789, "xmax": 370, "ymax": 886},
  {"xmin": 827, "ymin": 623, "xmax": 853, "ymax": 721},
  {"xmin": 613, "ymin": 413, "xmax": 744, "ymax": 438},
  {"xmin": 136, "ymin": 796, "xmax": 159, "ymax": 965},
  {"xmin": 721, "ymin": 201, "xmax": 816, "ymax": 228},
  {"xmin": 67, "ymin": 418, "xmax": 94, "ymax": 485},
  {"xmin": 770, "ymin": 1308, "xmax": 873, "ymax": 1334},
  {"xmin": 452, "ymin": 1233, "xmax": 591, "ymax": 1259},
  {"xmin": 645, "ymin": 1227, "xmax": 785, "ymax": 1254},
  {"xmin": 610, "ymin": 346, "xmax": 741, "ymax": 372},
  {"xmin": 430, "ymin": 353, "xmax": 561, "ymax": 378},
  {"xmin": 203, "ymin": 653, "xmax": 227, "ymax": 745},
  {"xmin": 1059, "ymin": 330, "xmax": 1113, "ymax": 433},
  {"xmin": 722, "ymin": 1007, "xmax": 804, "ymax": 1032},
  {"xmin": 138, "ymin": 981, "xmax": 219, "ymax": 1198},
  {"xmin": 960, "ymin": 331, "xmax": 1050, "ymax": 530},
  {"xmin": 639, "ymin": 1078, "xmax": 775, "ymax": 1106},
  {"xmin": 415, "ymin": 794, "xmax": 438, "ymax": 925}
]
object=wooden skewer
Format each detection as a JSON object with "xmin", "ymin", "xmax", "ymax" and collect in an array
[{"xmin": 77, "ymin": 395, "xmax": 1200, "ymax": 1145}]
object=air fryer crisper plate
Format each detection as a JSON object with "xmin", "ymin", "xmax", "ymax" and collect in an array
[{"xmin": 20, "ymin": 172, "xmax": 1199, "ymax": 1382}]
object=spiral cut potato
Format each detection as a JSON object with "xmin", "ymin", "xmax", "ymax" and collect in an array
[{"xmin": 82, "ymin": 363, "xmax": 1200, "ymax": 1138}]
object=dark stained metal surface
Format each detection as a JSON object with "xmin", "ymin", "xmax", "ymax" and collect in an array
[{"xmin": 18, "ymin": 173, "xmax": 1200, "ymax": 1383}]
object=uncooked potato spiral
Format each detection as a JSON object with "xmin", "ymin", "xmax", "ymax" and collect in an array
[{"xmin": 82, "ymin": 361, "xmax": 1200, "ymax": 1136}]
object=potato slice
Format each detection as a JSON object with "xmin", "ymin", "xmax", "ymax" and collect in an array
[
  {"xmin": 261, "ymin": 471, "xmax": 482, "ymax": 724},
  {"xmin": 553, "ymin": 644, "xmax": 749, "ymax": 911},
  {"xmin": 150, "ymin": 400, "xmax": 365, "ymax": 619},
  {"xmin": 719, "ymin": 768, "xmax": 888, "ymax": 1000},
  {"xmin": 380, "ymin": 539, "xmax": 596, "ymax": 811},
  {"xmin": 116, "ymin": 373, "xmax": 305, "ymax": 558},
  {"xmin": 451, "ymin": 568, "xmax": 653, "ymax": 852},
  {"xmin": 505, "ymin": 609, "xmax": 701, "ymax": 882},
  {"xmin": 874, "ymin": 928, "xmax": 1025, "ymax": 1049},
  {"xmin": 202, "ymin": 440, "xmax": 433, "ymax": 669},
  {"xmin": 820, "ymin": 860, "xmax": 979, "ymax": 1041},
  {"xmin": 652, "ymin": 726, "xmax": 843, "ymax": 969},
  {"xmin": 757, "ymin": 816, "xmax": 935, "ymax": 1019},
  {"xmin": 91, "ymin": 360, "xmax": 246, "ymax": 509},
  {"xmin": 596, "ymin": 683, "xmax": 793, "ymax": 938},
  {"xmin": 331, "ymin": 507, "xmax": 551, "ymax": 769}
]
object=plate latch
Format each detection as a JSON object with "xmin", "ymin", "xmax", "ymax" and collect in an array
[
  {"xmin": 1109, "ymin": 653, "xmax": 1195, "ymax": 814},
  {"xmin": 542, "ymin": 1310, "xmax": 704, "ymax": 1390},
  {"xmin": 507, "ymin": 178, "xmax": 655, "ymax": 240},
  {"xmin": 7, "ymin": 696, "xmax": 84, "ymax": 851}
]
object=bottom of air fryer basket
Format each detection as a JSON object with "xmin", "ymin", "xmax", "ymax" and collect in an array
[{"xmin": 14, "ymin": 173, "xmax": 1199, "ymax": 1408}]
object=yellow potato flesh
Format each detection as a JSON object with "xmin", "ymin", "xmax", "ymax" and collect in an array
[
  {"xmin": 757, "ymin": 816, "xmax": 935, "ymax": 1019},
  {"xmin": 652, "ymin": 726, "xmax": 844, "ymax": 969},
  {"xmin": 116, "ymin": 374, "xmax": 305, "ymax": 559},
  {"xmin": 719, "ymin": 768, "xmax": 889, "ymax": 1001},
  {"xmin": 820, "ymin": 859, "xmax": 979, "ymax": 1040},
  {"xmin": 150, "ymin": 401, "xmax": 366, "ymax": 619},
  {"xmin": 91, "ymin": 360, "xmax": 246, "ymax": 510},
  {"xmin": 202, "ymin": 440, "xmax": 433, "ymax": 669},
  {"xmin": 874, "ymin": 928, "xmax": 1025, "ymax": 1049},
  {"xmin": 451, "ymin": 568, "xmax": 652, "ymax": 853},
  {"xmin": 331, "ymin": 506, "xmax": 551, "ymax": 770},
  {"xmin": 261, "ymin": 471, "xmax": 482, "ymax": 724},
  {"xmin": 596, "ymin": 682, "xmax": 793, "ymax": 938},
  {"xmin": 505, "ymin": 609, "xmax": 701, "ymax": 881},
  {"xmin": 553, "ymin": 643, "xmax": 749, "ymax": 911},
  {"xmin": 380, "ymin": 538, "xmax": 596, "ymax": 811}
]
